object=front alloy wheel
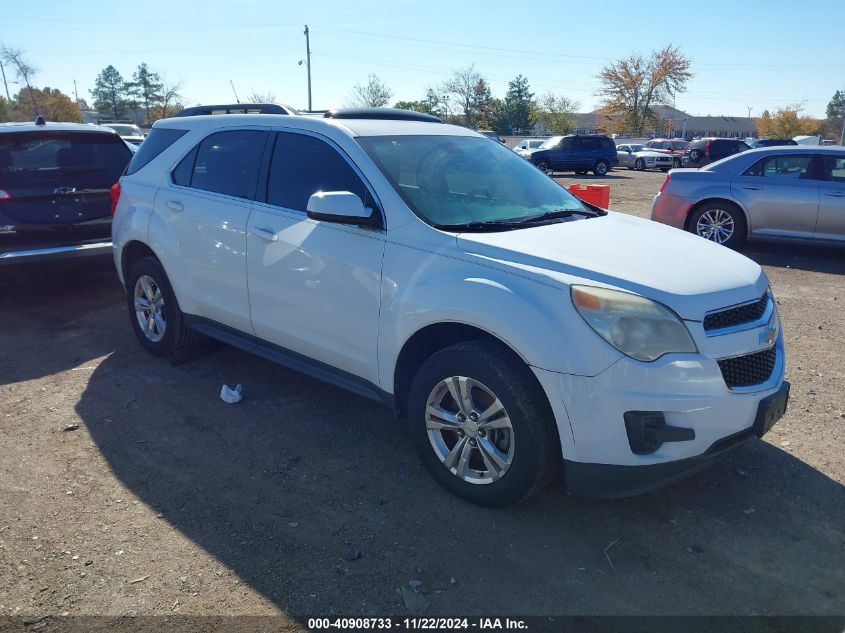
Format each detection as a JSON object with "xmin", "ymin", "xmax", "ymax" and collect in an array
[{"xmin": 425, "ymin": 376, "xmax": 514, "ymax": 484}]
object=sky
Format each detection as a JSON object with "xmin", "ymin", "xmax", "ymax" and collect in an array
[{"xmin": 1, "ymin": 0, "xmax": 843, "ymax": 118}]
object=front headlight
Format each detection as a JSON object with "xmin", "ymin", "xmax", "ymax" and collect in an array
[{"xmin": 571, "ymin": 285, "xmax": 697, "ymax": 361}]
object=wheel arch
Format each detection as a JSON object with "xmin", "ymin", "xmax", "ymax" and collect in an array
[
  {"xmin": 684, "ymin": 197, "xmax": 750, "ymax": 236},
  {"xmin": 120, "ymin": 240, "xmax": 157, "ymax": 289}
]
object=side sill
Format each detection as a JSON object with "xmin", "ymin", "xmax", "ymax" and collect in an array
[{"xmin": 182, "ymin": 314, "xmax": 394, "ymax": 410}]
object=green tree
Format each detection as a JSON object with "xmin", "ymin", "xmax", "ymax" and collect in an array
[
  {"xmin": 127, "ymin": 63, "xmax": 163, "ymax": 124},
  {"xmin": 756, "ymin": 104, "xmax": 818, "ymax": 138},
  {"xmin": 598, "ymin": 45, "xmax": 692, "ymax": 135},
  {"xmin": 496, "ymin": 75, "xmax": 534, "ymax": 134},
  {"xmin": 473, "ymin": 78, "xmax": 499, "ymax": 129},
  {"xmin": 534, "ymin": 93, "xmax": 578, "ymax": 134},
  {"xmin": 824, "ymin": 89, "xmax": 845, "ymax": 140},
  {"xmin": 0, "ymin": 95, "xmax": 10, "ymax": 122},
  {"xmin": 394, "ymin": 89, "xmax": 447, "ymax": 118},
  {"xmin": 91, "ymin": 65, "xmax": 129, "ymax": 120}
]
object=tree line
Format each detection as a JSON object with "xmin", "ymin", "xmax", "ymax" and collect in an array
[{"xmin": 2, "ymin": 42, "xmax": 843, "ymax": 142}]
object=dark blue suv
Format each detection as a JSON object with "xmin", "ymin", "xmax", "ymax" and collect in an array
[{"xmin": 528, "ymin": 134, "xmax": 618, "ymax": 176}]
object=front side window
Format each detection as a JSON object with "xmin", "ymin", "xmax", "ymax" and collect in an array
[
  {"xmin": 187, "ymin": 130, "xmax": 267, "ymax": 199},
  {"xmin": 357, "ymin": 134, "xmax": 597, "ymax": 229},
  {"xmin": 744, "ymin": 155, "xmax": 814, "ymax": 179},
  {"xmin": 266, "ymin": 132, "xmax": 369, "ymax": 212},
  {"xmin": 539, "ymin": 136, "xmax": 562, "ymax": 149}
]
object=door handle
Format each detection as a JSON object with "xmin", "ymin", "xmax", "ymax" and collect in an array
[
  {"xmin": 250, "ymin": 227, "xmax": 278, "ymax": 242},
  {"xmin": 742, "ymin": 186, "xmax": 761, "ymax": 191},
  {"xmin": 166, "ymin": 200, "xmax": 184, "ymax": 212},
  {"xmin": 824, "ymin": 191, "xmax": 845, "ymax": 197}
]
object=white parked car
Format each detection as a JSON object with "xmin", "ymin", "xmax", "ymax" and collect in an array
[
  {"xmin": 102, "ymin": 123, "xmax": 145, "ymax": 146},
  {"xmin": 513, "ymin": 138, "xmax": 546, "ymax": 158},
  {"xmin": 111, "ymin": 108, "xmax": 789, "ymax": 507},
  {"xmin": 616, "ymin": 143, "xmax": 674, "ymax": 171}
]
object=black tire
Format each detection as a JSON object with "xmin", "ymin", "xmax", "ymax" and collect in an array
[
  {"xmin": 535, "ymin": 159, "xmax": 553, "ymax": 176},
  {"xmin": 593, "ymin": 160, "xmax": 609, "ymax": 176},
  {"xmin": 688, "ymin": 149, "xmax": 703, "ymax": 163},
  {"xmin": 660, "ymin": 167, "xmax": 670, "ymax": 172},
  {"xmin": 406, "ymin": 340, "xmax": 559, "ymax": 507},
  {"xmin": 687, "ymin": 201, "xmax": 747, "ymax": 249},
  {"xmin": 672, "ymin": 157, "xmax": 682, "ymax": 168},
  {"xmin": 634, "ymin": 158, "xmax": 646, "ymax": 171},
  {"xmin": 125, "ymin": 256, "xmax": 206, "ymax": 363}
]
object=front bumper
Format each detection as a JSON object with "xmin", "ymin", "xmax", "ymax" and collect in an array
[
  {"xmin": 0, "ymin": 241, "xmax": 113, "ymax": 265},
  {"xmin": 563, "ymin": 380, "xmax": 789, "ymax": 498}
]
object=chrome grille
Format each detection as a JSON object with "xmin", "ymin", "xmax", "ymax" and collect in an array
[
  {"xmin": 704, "ymin": 293, "xmax": 769, "ymax": 333},
  {"xmin": 718, "ymin": 347, "xmax": 777, "ymax": 389}
]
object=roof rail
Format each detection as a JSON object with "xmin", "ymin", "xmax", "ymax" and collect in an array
[
  {"xmin": 173, "ymin": 103, "xmax": 297, "ymax": 117},
  {"xmin": 323, "ymin": 108, "xmax": 442, "ymax": 123}
]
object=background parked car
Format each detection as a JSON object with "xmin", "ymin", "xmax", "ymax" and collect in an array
[
  {"xmin": 645, "ymin": 138, "xmax": 688, "ymax": 168},
  {"xmin": 652, "ymin": 146, "xmax": 845, "ymax": 247},
  {"xmin": 529, "ymin": 134, "xmax": 618, "ymax": 176},
  {"xmin": 682, "ymin": 138, "xmax": 750, "ymax": 168},
  {"xmin": 102, "ymin": 123, "xmax": 146, "ymax": 146},
  {"xmin": 513, "ymin": 138, "xmax": 545, "ymax": 157},
  {"xmin": 477, "ymin": 129, "xmax": 504, "ymax": 143},
  {"xmin": 616, "ymin": 143, "xmax": 674, "ymax": 171},
  {"xmin": 0, "ymin": 119, "xmax": 133, "ymax": 265},
  {"xmin": 747, "ymin": 138, "xmax": 798, "ymax": 148}
]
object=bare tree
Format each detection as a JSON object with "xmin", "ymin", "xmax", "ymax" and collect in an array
[
  {"xmin": 348, "ymin": 74, "xmax": 392, "ymax": 108},
  {"xmin": 597, "ymin": 45, "xmax": 692, "ymax": 135},
  {"xmin": 443, "ymin": 64, "xmax": 483, "ymax": 127},
  {"xmin": 157, "ymin": 78, "xmax": 184, "ymax": 121},
  {"xmin": 249, "ymin": 91, "xmax": 276, "ymax": 104},
  {"xmin": 0, "ymin": 45, "xmax": 38, "ymax": 112}
]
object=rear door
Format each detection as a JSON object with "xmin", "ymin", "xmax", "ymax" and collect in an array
[
  {"xmin": 815, "ymin": 154, "xmax": 845, "ymax": 241},
  {"xmin": 552, "ymin": 137, "xmax": 576, "ymax": 170},
  {"xmin": 0, "ymin": 130, "xmax": 131, "ymax": 250},
  {"xmin": 152, "ymin": 128, "xmax": 269, "ymax": 333},
  {"xmin": 732, "ymin": 153, "xmax": 820, "ymax": 238}
]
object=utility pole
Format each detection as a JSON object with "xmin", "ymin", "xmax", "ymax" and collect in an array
[
  {"xmin": 73, "ymin": 79, "xmax": 80, "ymax": 107},
  {"xmin": 229, "ymin": 79, "xmax": 240, "ymax": 104},
  {"xmin": 304, "ymin": 25, "xmax": 312, "ymax": 111},
  {"xmin": 0, "ymin": 61, "xmax": 10, "ymax": 102},
  {"xmin": 840, "ymin": 115, "xmax": 845, "ymax": 146},
  {"xmin": 747, "ymin": 106, "xmax": 752, "ymax": 118}
]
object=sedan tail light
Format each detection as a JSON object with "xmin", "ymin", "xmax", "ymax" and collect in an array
[
  {"xmin": 704, "ymin": 140, "xmax": 712, "ymax": 158},
  {"xmin": 110, "ymin": 182, "xmax": 121, "ymax": 215},
  {"xmin": 658, "ymin": 173, "xmax": 671, "ymax": 194}
]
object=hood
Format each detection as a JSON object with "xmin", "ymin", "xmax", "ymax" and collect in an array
[{"xmin": 455, "ymin": 212, "xmax": 766, "ymax": 320}]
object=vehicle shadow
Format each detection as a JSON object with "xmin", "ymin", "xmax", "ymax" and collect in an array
[
  {"xmin": 739, "ymin": 240, "xmax": 845, "ymax": 275},
  {"xmin": 0, "ymin": 258, "xmax": 123, "ymax": 385},
  {"xmin": 75, "ymin": 343, "xmax": 845, "ymax": 617}
]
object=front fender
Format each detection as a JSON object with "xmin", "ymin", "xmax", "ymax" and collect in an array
[{"xmin": 377, "ymin": 241, "xmax": 622, "ymax": 393}]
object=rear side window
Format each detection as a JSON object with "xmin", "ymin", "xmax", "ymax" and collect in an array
[
  {"xmin": 744, "ymin": 155, "xmax": 814, "ymax": 179},
  {"xmin": 0, "ymin": 131, "xmax": 131, "ymax": 186},
  {"xmin": 266, "ymin": 132, "xmax": 369, "ymax": 212},
  {"xmin": 186, "ymin": 130, "xmax": 267, "ymax": 199},
  {"xmin": 126, "ymin": 128, "xmax": 187, "ymax": 175},
  {"xmin": 599, "ymin": 137, "xmax": 613, "ymax": 149}
]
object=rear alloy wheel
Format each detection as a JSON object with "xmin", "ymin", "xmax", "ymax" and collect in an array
[
  {"xmin": 407, "ymin": 341, "xmax": 558, "ymax": 507},
  {"xmin": 635, "ymin": 158, "xmax": 646, "ymax": 171},
  {"xmin": 536, "ymin": 159, "xmax": 553, "ymax": 176},
  {"xmin": 689, "ymin": 202, "xmax": 746, "ymax": 248},
  {"xmin": 593, "ymin": 160, "xmax": 609, "ymax": 176}
]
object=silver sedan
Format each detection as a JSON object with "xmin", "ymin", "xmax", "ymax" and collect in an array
[
  {"xmin": 617, "ymin": 143, "xmax": 674, "ymax": 171},
  {"xmin": 651, "ymin": 146, "xmax": 845, "ymax": 247}
]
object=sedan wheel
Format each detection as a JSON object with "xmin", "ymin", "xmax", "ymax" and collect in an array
[
  {"xmin": 536, "ymin": 160, "xmax": 553, "ymax": 176},
  {"xmin": 696, "ymin": 208, "xmax": 735, "ymax": 244},
  {"xmin": 425, "ymin": 376, "xmax": 514, "ymax": 484},
  {"xmin": 635, "ymin": 158, "xmax": 646, "ymax": 171}
]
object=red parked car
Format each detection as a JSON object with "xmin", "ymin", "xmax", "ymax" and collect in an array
[{"xmin": 645, "ymin": 138, "xmax": 689, "ymax": 167}]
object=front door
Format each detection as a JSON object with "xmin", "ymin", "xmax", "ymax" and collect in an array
[{"xmin": 246, "ymin": 130, "xmax": 385, "ymax": 384}]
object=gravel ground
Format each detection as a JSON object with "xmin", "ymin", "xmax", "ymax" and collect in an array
[{"xmin": 1, "ymin": 170, "xmax": 843, "ymax": 626}]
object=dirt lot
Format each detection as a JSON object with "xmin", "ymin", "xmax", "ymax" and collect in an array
[{"xmin": 1, "ymin": 169, "xmax": 843, "ymax": 626}]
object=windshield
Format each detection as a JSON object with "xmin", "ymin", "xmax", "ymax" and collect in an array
[
  {"xmin": 356, "ymin": 134, "xmax": 594, "ymax": 229},
  {"xmin": 539, "ymin": 136, "xmax": 562, "ymax": 149}
]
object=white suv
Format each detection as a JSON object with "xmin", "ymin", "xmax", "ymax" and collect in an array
[{"xmin": 112, "ymin": 108, "xmax": 789, "ymax": 507}]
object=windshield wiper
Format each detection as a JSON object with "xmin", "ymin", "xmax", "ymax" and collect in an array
[
  {"xmin": 436, "ymin": 219, "xmax": 528, "ymax": 232},
  {"xmin": 512, "ymin": 207, "xmax": 600, "ymax": 224}
]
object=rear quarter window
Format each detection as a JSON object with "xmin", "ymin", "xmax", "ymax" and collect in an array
[{"xmin": 126, "ymin": 128, "xmax": 188, "ymax": 175}]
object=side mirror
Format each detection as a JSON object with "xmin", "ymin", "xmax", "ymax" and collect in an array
[{"xmin": 306, "ymin": 191, "xmax": 378, "ymax": 227}]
